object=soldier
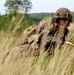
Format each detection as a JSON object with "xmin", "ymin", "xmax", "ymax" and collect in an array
[
  {"xmin": 51, "ymin": 8, "xmax": 72, "ymax": 46},
  {"xmin": 22, "ymin": 7, "xmax": 72, "ymax": 56},
  {"xmin": 38, "ymin": 7, "xmax": 72, "ymax": 55}
]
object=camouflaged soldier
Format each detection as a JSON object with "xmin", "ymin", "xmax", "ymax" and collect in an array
[
  {"xmin": 38, "ymin": 7, "xmax": 72, "ymax": 55},
  {"xmin": 21, "ymin": 7, "xmax": 72, "ymax": 56},
  {"xmin": 52, "ymin": 8, "xmax": 72, "ymax": 45}
]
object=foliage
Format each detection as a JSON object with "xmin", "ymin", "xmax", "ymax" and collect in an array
[
  {"xmin": 0, "ymin": 12, "xmax": 32, "ymax": 37},
  {"xmin": 4, "ymin": 0, "xmax": 32, "ymax": 13},
  {"xmin": 16, "ymin": 14, "xmax": 32, "ymax": 36},
  {"xmin": 29, "ymin": 13, "xmax": 53, "ymax": 24}
]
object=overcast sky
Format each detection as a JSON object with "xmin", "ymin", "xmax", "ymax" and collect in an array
[{"xmin": 0, "ymin": 0, "xmax": 74, "ymax": 14}]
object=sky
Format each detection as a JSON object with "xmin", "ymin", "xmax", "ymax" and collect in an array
[{"xmin": 0, "ymin": 0, "xmax": 74, "ymax": 14}]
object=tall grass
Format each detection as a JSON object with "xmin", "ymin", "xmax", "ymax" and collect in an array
[
  {"xmin": 0, "ymin": 35, "xmax": 74, "ymax": 75},
  {"xmin": 0, "ymin": 13, "xmax": 74, "ymax": 75}
]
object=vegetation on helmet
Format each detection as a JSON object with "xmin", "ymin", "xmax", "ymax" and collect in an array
[{"xmin": 52, "ymin": 8, "xmax": 72, "ymax": 23}]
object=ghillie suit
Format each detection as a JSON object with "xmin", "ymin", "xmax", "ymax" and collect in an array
[{"xmin": 20, "ymin": 8, "xmax": 72, "ymax": 56}]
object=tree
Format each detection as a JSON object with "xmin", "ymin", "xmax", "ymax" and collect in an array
[{"xmin": 4, "ymin": 0, "xmax": 32, "ymax": 13}]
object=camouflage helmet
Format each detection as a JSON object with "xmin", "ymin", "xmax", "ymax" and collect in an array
[{"xmin": 53, "ymin": 8, "xmax": 72, "ymax": 22}]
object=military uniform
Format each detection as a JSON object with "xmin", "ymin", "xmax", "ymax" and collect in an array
[
  {"xmin": 37, "ymin": 8, "xmax": 72, "ymax": 55},
  {"xmin": 21, "ymin": 8, "xmax": 72, "ymax": 56}
]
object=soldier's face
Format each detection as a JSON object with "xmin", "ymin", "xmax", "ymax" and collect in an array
[
  {"xmin": 59, "ymin": 19, "xmax": 65, "ymax": 25},
  {"xmin": 59, "ymin": 19, "xmax": 69, "ymax": 25}
]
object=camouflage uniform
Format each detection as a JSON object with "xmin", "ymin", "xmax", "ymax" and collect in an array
[
  {"xmin": 21, "ymin": 8, "xmax": 72, "ymax": 56},
  {"xmin": 37, "ymin": 8, "xmax": 72, "ymax": 55},
  {"xmin": 51, "ymin": 8, "xmax": 72, "ymax": 46}
]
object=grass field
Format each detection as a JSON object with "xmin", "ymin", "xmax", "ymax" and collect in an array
[
  {"xmin": 0, "ymin": 16, "xmax": 74, "ymax": 75},
  {"xmin": 0, "ymin": 34, "xmax": 74, "ymax": 75}
]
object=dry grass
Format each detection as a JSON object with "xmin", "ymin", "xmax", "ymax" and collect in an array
[
  {"xmin": 0, "ymin": 31, "xmax": 74, "ymax": 75},
  {"xmin": 0, "ymin": 16, "xmax": 74, "ymax": 75},
  {"xmin": 68, "ymin": 23, "xmax": 74, "ymax": 30}
]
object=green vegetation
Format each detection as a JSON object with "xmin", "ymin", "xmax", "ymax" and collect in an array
[
  {"xmin": 29, "ymin": 13, "xmax": 53, "ymax": 24},
  {"xmin": 0, "ymin": 12, "xmax": 53, "ymax": 36},
  {"xmin": 0, "ymin": 12, "xmax": 32, "ymax": 36}
]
